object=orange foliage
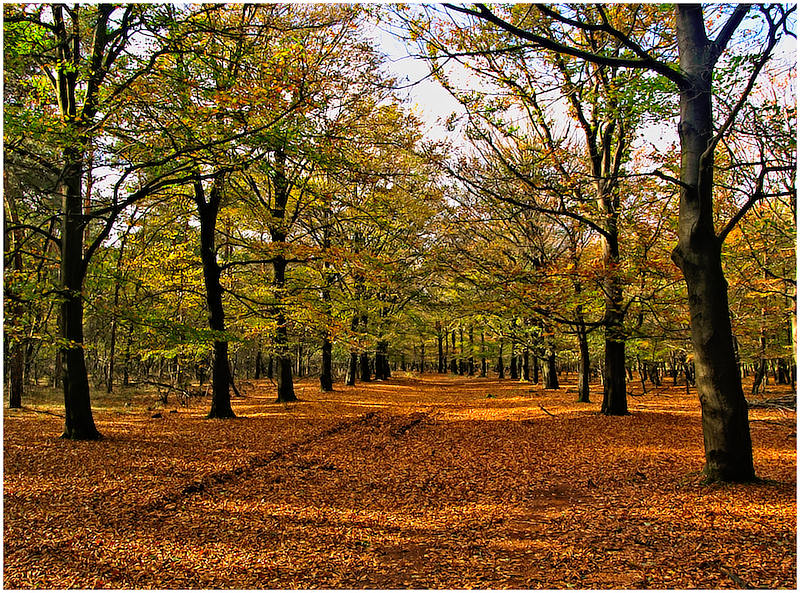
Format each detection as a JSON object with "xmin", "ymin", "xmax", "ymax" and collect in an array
[{"xmin": 4, "ymin": 375, "xmax": 795, "ymax": 589}]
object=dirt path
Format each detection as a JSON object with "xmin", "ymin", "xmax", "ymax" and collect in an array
[{"xmin": 4, "ymin": 374, "xmax": 796, "ymax": 588}]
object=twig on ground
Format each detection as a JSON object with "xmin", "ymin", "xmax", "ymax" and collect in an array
[{"xmin": 719, "ymin": 564, "xmax": 753, "ymax": 589}]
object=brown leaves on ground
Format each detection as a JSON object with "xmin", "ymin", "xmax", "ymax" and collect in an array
[{"xmin": 4, "ymin": 375, "xmax": 796, "ymax": 589}]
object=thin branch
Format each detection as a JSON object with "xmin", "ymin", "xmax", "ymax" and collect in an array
[
  {"xmin": 443, "ymin": 3, "xmax": 687, "ymax": 88},
  {"xmin": 718, "ymin": 165, "xmax": 796, "ymax": 244}
]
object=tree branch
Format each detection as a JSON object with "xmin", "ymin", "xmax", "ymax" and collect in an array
[
  {"xmin": 718, "ymin": 165, "xmax": 795, "ymax": 244},
  {"xmin": 442, "ymin": 3, "xmax": 687, "ymax": 88}
]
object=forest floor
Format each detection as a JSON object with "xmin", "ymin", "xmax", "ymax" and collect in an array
[{"xmin": 4, "ymin": 373, "xmax": 796, "ymax": 589}]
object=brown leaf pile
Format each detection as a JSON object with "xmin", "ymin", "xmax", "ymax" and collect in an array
[{"xmin": 4, "ymin": 375, "xmax": 796, "ymax": 589}]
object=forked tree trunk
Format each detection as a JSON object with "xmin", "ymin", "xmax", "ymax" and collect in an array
[
  {"xmin": 195, "ymin": 175, "xmax": 235, "ymax": 419},
  {"xmin": 671, "ymin": 5, "xmax": 754, "ymax": 481}
]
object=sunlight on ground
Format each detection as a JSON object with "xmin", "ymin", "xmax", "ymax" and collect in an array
[{"xmin": 4, "ymin": 373, "xmax": 796, "ymax": 589}]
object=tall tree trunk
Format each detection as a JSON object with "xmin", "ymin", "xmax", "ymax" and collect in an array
[
  {"xmin": 449, "ymin": 330, "xmax": 458, "ymax": 374},
  {"xmin": 509, "ymin": 339, "xmax": 518, "ymax": 380},
  {"xmin": 320, "ymin": 336, "xmax": 333, "ymax": 391},
  {"xmin": 437, "ymin": 323, "xmax": 445, "ymax": 373},
  {"xmin": 600, "ymin": 233, "xmax": 627, "ymax": 415},
  {"xmin": 270, "ymin": 147, "xmax": 296, "ymax": 403},
  {"xmin": 480, "ymin": 330, "xmax": 487, "ymax": 377},
  {"xmin": 576, "ymin": 321, "xmax": 591, "ymax": 403},
  {"xmin": 522, "ymin": 347, "xmax": 530, "ymax": 382},
  {"xmin": 8, "ymin": 341, "xmax": 24, "ymax": 409},
  {"xmin": 122, "ymin": 322, "xmax": 133, "ymax": 386},
  {"xmin": 468, "ymin": 326, "xmax": 475, "ymax": 375},
  {"xmin": 273, "ymin": 257, "xmax": 296, "ymax": 402},
  {"xmin": 497, "ymin": 337, "xmax": 505, "ymax": 379},
  {"xmin": 542, "ymin": 332, "xmax": 559, "ymax": 389},
  {"xmin": 60, "ymin": 149, "xmax": 100, "ymax": 440},
  {"xmin": 5, "ymin": 176, "xmax": 26, "ymax": 408},
  {"xmin": 375, "ymin": 340, "xmax": 390, "ymax": 380},
  {"xmin": 458, "ymin": 327, "xmax": 465, "ymax": 375},
  {"xmin": 106, "ymin": 233, "xmax": 129, "ymax": 394},
  {"xmin": 194, "ymin": 175, "xmax": 235, "ymax": 419},
  {"xmin": 254, "ymin": 349, "xmax": 263, "ymax": 380},
  {"xmin": 671, "ymin": 5, "xmax": 754, "ymax": 481},
  {"xmin": 359, "ymin": 314, "xmax": 371, "ymax": 382},
  {"xmin": 360, "ymin": 352, "xmax": 372, "ymax": 381},
  {"xmin": 444, "ymin": 325, "xmax": 450, "ymax": 372},
  {"xmin": 752, "ymin": 271, "xmax": 768, "ymax": 395},
  {"xmin": 346, "ymin": 314, "xmax": 359, "ymax": 386}
]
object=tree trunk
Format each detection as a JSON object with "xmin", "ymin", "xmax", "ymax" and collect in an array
[
  {"xmin": 497, "ymin": 337, "xmax": 504, "ymax": 379},
  {"xmin": 60, "ymin": 149, "xmax": 100, "ymax": 440},
  {"xmin": 449, "ymin": 329, "xmax": 458, "ymax": 374},
  {"xmin": 600, "ymin": 244, "xmax": 627, "ymax": 415},
  {"xmin": 346, "ymin": 314, "xmax": 359, "ymax": 386},
  {"xmin": 480, "ymin": 330, "xmax": 487, "ymax": 377},
  {"xmin": 360, "ymin": 352, "xmax": 371, "ymax": 382},
  {"xmin": 509, "ymin": 349, "xmax": 518, "ymax": 380},
  {"xmin": 273, "ymin": 267, "xmax": 296, "ymax": 402},
  {"xmin": 270, "ymin": 147, "xmax": 296, "ymax": 403},
  {"xmin": 576, "ymin": 322, "xmax": 591, "ymax": 403},
  {"xmin": 254, "ymin": 350, "xmax": 263, "ymax": 380},
  {"xmin": 671, "ymin": 5, "xmax": 754, "ymax": 482},
  {"xmin": 106, "ymin": 236, "xmax": 128, "ymax": 394},
  {"xmin": 8, "ymin": 341, "xmax": 24, "ymax": 409},
  {"xmin": 543, "ymin": 336, "xmax": 559, "ymax": 389},
  {"xmin": 195, "ymin": 176, "xmax": 235, "ymax": 419},
  {"xmin": 375, "ymin": 340, "xmax": 390, "ymax": 380},
  {"xmin": 468, "ymin": 326, "xmax": 475, "ymax": 375},
  {"xmin": 437, "ymin": 326, "xmax": 445, "ymax": 373},
  {"xmin": 458, "ymin": 327, "xmax": 465, "ymax": 375},
  {"xmin": 320, "ymin": 335, "xmax": 333, "ymax": 391},
  {"xmin": 522, "ymin": 347, "xmax": 530, "ymax": 381}
]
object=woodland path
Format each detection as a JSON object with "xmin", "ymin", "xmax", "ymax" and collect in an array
[{"xmin": 4, "ymin": 374, "xmax": 796, "ymax": 589}]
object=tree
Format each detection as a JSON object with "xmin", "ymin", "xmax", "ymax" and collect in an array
[
  {"xmin": 440, "ymin": 2, "xmax": 795, "ymax": 481},
  {"xmin": 408, "ymin": 4, "xmax": 676, "ymax": 412},
  {"xmin": 3, "ymin": 4, "xmax": 183, "ymax": 438}
]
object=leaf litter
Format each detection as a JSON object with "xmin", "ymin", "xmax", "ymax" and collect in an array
[{"xmin": 4, "ymin": 375, "xmax": 796, "ymax": 589}]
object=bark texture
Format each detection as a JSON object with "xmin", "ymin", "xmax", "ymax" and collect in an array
[{"xmin": 671, "ymin": 5, "xmax": 754, "ymax": 481}]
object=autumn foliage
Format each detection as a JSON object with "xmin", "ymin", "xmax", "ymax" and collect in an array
[{"xmin": 4, "ymin": 375, "xmax": 795, "ymax": 589}]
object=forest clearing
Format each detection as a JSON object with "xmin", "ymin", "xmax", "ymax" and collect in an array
[{"xmin": 3, "ymin": 374, "xmax": 796, "ymax": 589}]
